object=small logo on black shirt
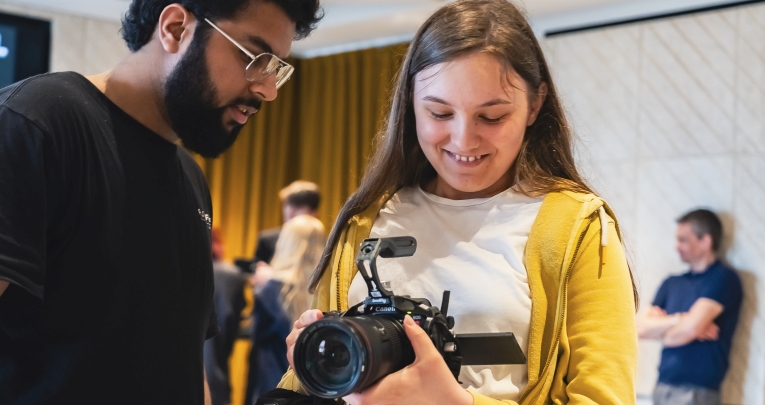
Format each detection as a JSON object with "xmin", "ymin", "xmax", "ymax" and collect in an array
[{"xmin": 198, "ymin": 209, "xmax": 211, "ymax": 230}]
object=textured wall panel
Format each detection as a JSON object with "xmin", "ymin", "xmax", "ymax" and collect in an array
[
  {"xmin": 49, "ymin": 13, "xmax": 89, "ymax": 73},
  {"xmin": 726, "ymin": 156, "xmax": 765, "ymax": 405},
  {"xmin": 553, "ymin": 26, "xmax": 640, "ymax": 164},
  {"xmin": 82, "ymin": 18, "xmax": 126, "ymax": 75},
  {"xmin": 638, "ymin": 11, "xmax": 737, "ymax": 159},
  {"xmin": 736, "ymin": 7, "xmax": 765, "ymax": 156}
]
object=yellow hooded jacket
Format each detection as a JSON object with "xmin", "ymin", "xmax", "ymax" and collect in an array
[{"xmin": 278, "ymin": 190, "xmax": 637, "ymax": 404}]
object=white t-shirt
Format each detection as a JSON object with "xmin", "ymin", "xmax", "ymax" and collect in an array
[{"xmin": 347, "ymin": 186, "xmax": 543, "ymax": 400}]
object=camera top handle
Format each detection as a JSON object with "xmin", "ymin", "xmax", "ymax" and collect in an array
[{"xmin": 355, "ymin": 237, "xmax": 416, "ymax": 298}]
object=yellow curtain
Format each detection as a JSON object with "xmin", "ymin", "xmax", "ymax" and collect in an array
[{"xmin": 194, "ymin": 43, "xmax": 408, "ymax": 261}]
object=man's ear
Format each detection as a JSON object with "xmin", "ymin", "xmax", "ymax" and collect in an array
[
  {"xmin": 527, "ymin": 82, "xmax": 548, "ymax": 127},
  {"xmin": 157, "ymin": 4, "xmax": 197, "ymax": 54},
  {"xmin": 701, "ymin": 234, "xmax": 714, "ymax": 252}
]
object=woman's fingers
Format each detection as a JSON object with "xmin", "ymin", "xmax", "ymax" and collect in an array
[
  {"xmin": 297, "ymin": 309, "xmax": 323, "ymax": 329},
  {"xmin": 403, "ymin": 315, "xmax": 439, "ymax": 363},
  {"xmin": 286, "ymin": 309, "xmax": 324, "ymax": 368}
]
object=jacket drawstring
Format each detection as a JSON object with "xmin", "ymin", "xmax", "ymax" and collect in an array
[{"xmin": 598, "ymin": 206, "xmax": 608, "ymax": 266}]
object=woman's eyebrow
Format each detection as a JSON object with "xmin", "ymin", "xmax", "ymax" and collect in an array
[
  {"xmin": 421, "ymin": 96, "xmax": 512, "ymax": 107},
  {"xmin": 479, "ymin": 99, "xmax": 512, "ymax": 107},
  {"xmin": 422, "ymin": 95, "xmax": 450, "ymax": 106}
]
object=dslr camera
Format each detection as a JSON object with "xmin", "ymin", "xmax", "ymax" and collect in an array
[{"xmin": 292, "ymin": 236, "xmax": 525, "ymax": 399}]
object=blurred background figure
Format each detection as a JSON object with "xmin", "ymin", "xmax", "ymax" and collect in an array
[
  {"xmin": 205, "ymin": 228, "xmax": 250, "ymax": 405},
  {"xmin": 637, "ymin": 210, "xmax": 743, "ymax": 405},
  {"xmin": 253, "ymin": 181, "xmax": 321, "ymax": 265},
  {"xmin": 245, "ymin": 215, "xmax": 326, "ymax": 403}
]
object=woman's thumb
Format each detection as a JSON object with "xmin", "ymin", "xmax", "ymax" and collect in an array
[{"xmin": 404, "ymin": 315, "xmax": 436, "ymax": 358}]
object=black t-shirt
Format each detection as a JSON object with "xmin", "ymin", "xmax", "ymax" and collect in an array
[{"xmin": 0, "ymin": 72, "xmax": 218, "ymax": 404}]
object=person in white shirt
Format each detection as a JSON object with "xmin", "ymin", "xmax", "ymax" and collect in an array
[{"xmin": 277, "ymin": 0, "xmax": 638, "ymax": 403}]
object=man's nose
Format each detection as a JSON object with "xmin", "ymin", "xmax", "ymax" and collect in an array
[{"xmin": 249, "ymin": 74, "xmax": 278, "ymax": 102}]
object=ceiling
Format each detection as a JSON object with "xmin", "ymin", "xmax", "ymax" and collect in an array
[{"xmin": 0, "ymin": 0, "xmax": 744, "ymax": 57}]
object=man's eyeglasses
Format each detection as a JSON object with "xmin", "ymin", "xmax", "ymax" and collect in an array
[{"xmin": 205, "ymin": 18, "xmax": 294, "ymax": 89}]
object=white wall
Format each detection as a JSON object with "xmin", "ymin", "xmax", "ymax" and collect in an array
[
  {"xmin": 0, "ymin": 1, "xmax": 127, "ymax": 75},
  {"xmin": 542, "ymin": 3, "xmax": 765, "ymax": 404}
]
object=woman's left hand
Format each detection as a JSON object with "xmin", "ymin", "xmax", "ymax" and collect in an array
[{"xmin": 343, "ymin": 315, "xmax": 474, "ymax": 405}]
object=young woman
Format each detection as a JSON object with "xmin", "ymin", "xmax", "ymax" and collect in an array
[
  {"xmin": 278, "ymin": 0, "xmax": 638, "ymax": 403},
  {"xmin": 247, "ymin": 214, "xmax": 326, "ymax": 400}
]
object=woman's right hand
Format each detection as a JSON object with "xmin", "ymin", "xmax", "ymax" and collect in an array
[{"xmin": 286, "ymin": 309, "xmax": 324, "ymax": 369}]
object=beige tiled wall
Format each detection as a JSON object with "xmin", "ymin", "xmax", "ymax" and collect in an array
[
  {"xmin": 543, "ymin": 4, "xmax": 765, "ymax": 404},
  {"xmin": 0, "ymin": 2, "xmax": 127, "ymax": 75}
]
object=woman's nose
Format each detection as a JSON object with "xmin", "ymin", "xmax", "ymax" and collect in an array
[{"xmin": 449, "ymin": 116, "xmax": 481, "ymax": 151}]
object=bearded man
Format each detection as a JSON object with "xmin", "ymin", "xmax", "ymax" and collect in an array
[{"xmin": 0, "ymin": 1, "xmax": 322, "ymax": 403}]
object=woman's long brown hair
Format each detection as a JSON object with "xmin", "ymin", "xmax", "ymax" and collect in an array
[{"xmin": 308, "ymin": 0, "xmax": 638, "ymax": 307}]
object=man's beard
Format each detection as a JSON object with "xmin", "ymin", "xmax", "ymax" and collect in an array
[{"xmin": 164, "ymin": 30, "xmax": 261, "ymax": 158}]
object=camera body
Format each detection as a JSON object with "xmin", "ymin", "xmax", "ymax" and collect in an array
[{"xmin": 293, "ymin": 237, "xmax": 462, "ymax": 398}]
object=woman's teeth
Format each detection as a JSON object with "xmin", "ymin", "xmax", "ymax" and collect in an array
[{"xmin": 453, "ymin": 153, "xmax": 483, "ymax": 162}]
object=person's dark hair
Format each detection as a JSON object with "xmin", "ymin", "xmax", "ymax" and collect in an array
[
  {"xmin": 285, "ymin": 191, "xmax": 320, "ymax": 210},
  {"xmin": 677, "ymin": 209, "xmax": 723, "ymax": 251},
  {"xmin": 309, "ymin": 0, "xmax": 638, "ymax": 308},
  {"xmin": 279, "ymin": 180, "xmax": 320, "ymax": 210},
  {"xmin": 121, "ymin": 0, "xmax": 323, "ymax": 52}
]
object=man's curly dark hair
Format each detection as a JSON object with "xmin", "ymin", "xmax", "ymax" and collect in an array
[{"xmin": 121, "ymin": 0, "xmax": 323, "ymax": 52}]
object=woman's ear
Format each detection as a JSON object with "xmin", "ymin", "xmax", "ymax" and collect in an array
[
  {"xmin": 157, "ymin": 4, "xmax": 196, "ymax": 54},
  {"xmin": 527, "ymin": 82, "xmax": 548, "ymax": 126}
]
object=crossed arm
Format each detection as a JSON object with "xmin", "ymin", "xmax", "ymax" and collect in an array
[{"xmin": 637, "ymin": 298, "xmax": 723, "ymax": 347}]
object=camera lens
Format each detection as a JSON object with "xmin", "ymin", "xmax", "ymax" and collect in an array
[
  {"xmin": 324, "ymin": 340, "xmax": 350, "ymax": 368},
  {"xmin": 303, "ymin": 325, "xmax": 360, "ymax": 390},
  {"xmin": 293, "ymin": 316, "xmax": 414, "ymax": 398}
]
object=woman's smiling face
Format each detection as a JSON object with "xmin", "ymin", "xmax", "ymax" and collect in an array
[{"xmin": 413, "ymin": 52, "xmax": 544, "ymax": 200}]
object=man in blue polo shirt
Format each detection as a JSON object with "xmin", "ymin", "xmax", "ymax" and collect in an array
[{"xmin": 638, "ymin": 209, "xmax": 742, "ymax": 405}]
